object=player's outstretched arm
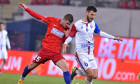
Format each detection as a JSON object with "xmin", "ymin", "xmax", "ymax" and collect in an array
[
  {"xmin": 95, "ymin": 31, "xmax": 123, "ymax": 42},
  {"xmin": 19, "ymin": 3, "xmax": 45, "ymax": 20}
]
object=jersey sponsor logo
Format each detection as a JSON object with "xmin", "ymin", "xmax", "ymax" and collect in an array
[
  {"xmin": 51, "ymin": 28, "xmax": 64, "ymax": 38},
  {"xmin": 81, "ymin": 26, "xmax": 83, "ymax": 29},
  {"xmin": 81, "ymin": 43, "xmax": 94, "ymax": 47}
]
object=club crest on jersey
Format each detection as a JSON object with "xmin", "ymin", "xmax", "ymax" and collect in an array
[
  {"xmin": 90, "ymin": 25, "xmax": 93, "ymax": 28},
  {"xmin": 51, "ymin": 28, "xmax": 64, "ymax": 38}
]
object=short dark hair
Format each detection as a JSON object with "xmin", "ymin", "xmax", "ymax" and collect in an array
[
  {"xmin": 0, "ymin": 22, "xmax": 4, "ymax": 25},
  {"xmin": 64, "ymin": 14, "xmax": 73, "ymax": 23},
  {"xmin": 86, "ymin": 6, "xmax": 97, "ymax": 12}
]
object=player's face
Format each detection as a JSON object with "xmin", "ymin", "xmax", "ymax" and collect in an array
[
  {"xmin": 86, "ymin": 10, "xmax": 96, "ymax": 22},
  {"xmin": 0, "ymin": 24, "xmax": 4, "ymax": 31},
  {"xmin": 62, "ymin": 19, "xmax": 71, "ymax": 28}
]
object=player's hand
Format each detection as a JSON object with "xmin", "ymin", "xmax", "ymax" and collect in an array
[
  {"xmin": 64, "ymin": 29, "xmax": 70, "ymax": 37},
  {"xmin": 63, "ymin": 44, "xmax": 69, "ymax": 53},
  {"xmin": 19, "ymin": 3, "xmax": 28, "ymax": 11},
  {"xmin": 8, "ymin": 48, "xmax": 11, "ymax": 51},
  {"xmin": 114, "ymin": 37, "xmax": 123, "ymax": 42}
]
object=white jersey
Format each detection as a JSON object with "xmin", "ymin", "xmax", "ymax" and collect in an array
[
  {"xmin": 0, "ymin": 30, "xmax": 10, "ymax": 48},
  {"xmin": 69, "ymin": 19, "xmax": 100, "ymax": 59},
  {"xmin": 0, "ymin": 30, "xmax": 11, "ymax": 59}
]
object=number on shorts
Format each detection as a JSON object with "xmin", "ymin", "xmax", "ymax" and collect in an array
[
  {"xmin": 34, "ymin": 55, "xmax": 41, "ymax": 62},
  {"xmin": 84, "ymin": 62, "xmax": 88, "ymax": 67}
]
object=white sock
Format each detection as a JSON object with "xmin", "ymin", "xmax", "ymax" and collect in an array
[
  {"xmin": 85, "ymin": 78, "xmax": 92, "ymax": 84},
  {"xmin": 76, "ymin": 69, "xmax": 87, "ymax": 77}
]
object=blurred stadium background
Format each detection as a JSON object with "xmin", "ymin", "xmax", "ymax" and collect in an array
[{"xmin": 0, "ymin": 0, "xmax": 140, "ymax": 84}]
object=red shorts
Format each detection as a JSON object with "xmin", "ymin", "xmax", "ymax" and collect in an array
[{"xmin": 32, "ymin": 47, "xmax": 64, "ymax": 64}]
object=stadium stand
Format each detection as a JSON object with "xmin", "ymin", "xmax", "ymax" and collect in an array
[
  {"xmin": 120, "ymin": 0, "xmax": 128, "ymax": 9},
  {"xmin": 137, "ymin": 0, "xmax": 140, "ymax": 9},
  {"xmin": 46, "ymin": 0, "xmax": 53, "ymax": 5},
  {"xmin": 128, "ymin": 0, "xmax": 136, "ymax": 9},
  {"xmin": 0, "ymin": 0, "xmax": 9, "ymax": 4},
  {"xmin": 31, "ymin": 0, "xmax": 39, "ymax": 5},
  {"xmin": 1, "ymin": 0, "xmax": 140, "ymax": 21},
  {"xmin": 30, "ymin": 0, "xmax": 70, "ymax": 5},
  {"xmin": 31, "ymin": 0, "xmax": 54, "ymax": 5},
  {"xmin": 1, "ymin": 0, "xmax": 31, "ymax": 20},
  {"xmin": 40, "ymin": 0, "xmax": 47, "ymax": 5}
]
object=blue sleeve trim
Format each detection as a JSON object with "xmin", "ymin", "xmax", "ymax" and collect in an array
[
  {"xmin": 6, "ymin": 32, "xmax": 8, "ymax": 37},
  {"xmin": 69, "ymin": 36, "xmax": 74, "ymax": 38},
  {"xmin": 94, "ymin": 22, "xmax": 100, "ymax": 33}
]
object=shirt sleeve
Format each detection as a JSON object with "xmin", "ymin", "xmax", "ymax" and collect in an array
[
  {"xmin": 64, "ymin": 36, "xmax": 73, "ymax": 44},
  {"xmin": 98, "ymin": 31, "xmax": 115, "ymax": 39},
  {"xmin": 69, "ymin": 24, "xmax": 77, "ymax": 37},
  {"xmin": 94, "ymin": 22, "xmax": 100, "ymax": 33},
  {"xmin": 43, "ymin": 17, "xmax": 54, "ymax": 24},
  {"xmin": 62, "ymin": 36, "xmax": 68, "ymax": 43},
  {"xmin": 26, "ymin": 8, "xmax": 46, "ymax": 21}
]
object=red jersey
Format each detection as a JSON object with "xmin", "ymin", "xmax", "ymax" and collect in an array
[{"xmin": 26, "ymin": 8, "xmax": 68, "ymax": 53}]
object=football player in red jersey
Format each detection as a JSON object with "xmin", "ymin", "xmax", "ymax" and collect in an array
[{"xmin": 18, "ymin": 3, "xmax": 73, "ymax": 84}]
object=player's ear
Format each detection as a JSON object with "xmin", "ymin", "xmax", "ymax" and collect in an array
[{"xmin": 62, "ymin": 18, "xmax": 65, "ymax": 21}]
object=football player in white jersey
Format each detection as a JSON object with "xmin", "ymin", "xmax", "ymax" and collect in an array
[
  {"xmin": 0, "ymin": 22, "xmax": 11, "ymax": 75},
  {"xmin": 63, "ymin": 6, "xmax": 122, "ymax": 84}
]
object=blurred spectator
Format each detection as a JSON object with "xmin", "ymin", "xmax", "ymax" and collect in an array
[
  {"xmin": 56, "ymin": 0, "xmax": 62, "ymax": 5},
  {"xmin": 120, "ymin": 0, "xmax": 128, "ymax": 9},
  {"xmin": 0, "ymin": 0, "xmax": 9, "ymax": 4},
  {"xmin": 63, "ymin": 0, "xmax": 70, "ymax": 5},
  {"xmin": 128, "ymin": 0, "xmax": 136, "ymax": 9},
  {"xmin": 46, "ymin": 0, "xmax": 53, "ymax": 5},
  {"xmin": 31, "ymin": 0, "xmax": 39, "ymax": 5},
  {"xmin": 137, "ymin": 0, "xmax": 140, "ymax": 9},
  {"xmin": 40, "ymin": 0, "xmax": 47, "ymax": 5}
]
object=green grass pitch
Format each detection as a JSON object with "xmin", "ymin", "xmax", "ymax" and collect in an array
[{"xmin": 0, "ymin": 73, "xmax": 139, "ymax": 84}]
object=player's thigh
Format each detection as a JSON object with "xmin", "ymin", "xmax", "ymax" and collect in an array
[
  {"xmin": 1, "ymin": 48, "xmax": 8, "ymax": 59},
  {"xmin": 75, "ymin": 52, "xmax": 91, "ymax": 71},
  {"xmin": 89, "ymin": 59, "xmax": 98, "ymax": 78},
  {"xmin": 32, "ymin": 48, "xmax": 51, "ymax": 64},
  {"xmin": 56, "ymin": 59, "xmax": 69, "ymax": 72}
]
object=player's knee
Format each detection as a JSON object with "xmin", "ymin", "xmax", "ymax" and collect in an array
[
  {"xmin": 28, "ymin": 63, "xmax": 37, "ymax": 70},
  {"xmin": 87, "ymin": 73, "xmax": 98, "ymax": 79},
  {"xmin": 92, "ymin": 74, "xmax": 98, "ymax": 79},
  {"xmin": 3, "ymin": 59, "xmax": 6, "ymax": 63},
  {"xmin": 87, "ymin": 73, "xmax": 93, "ymax": 78},
  {"xmin": 62, "ymin": 65, "xmax": 69, "ymax": 72}
]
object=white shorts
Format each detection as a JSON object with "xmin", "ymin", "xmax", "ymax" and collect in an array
[
  {"xmin": 75, "ymin": 52, "xmax": 98, "ymax": 71},
  {"xmin": 0, "ymin": 47, "xmax": 8, "ymax": 59}
]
